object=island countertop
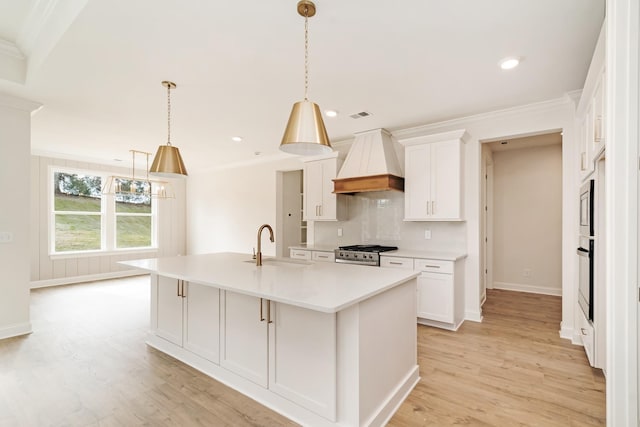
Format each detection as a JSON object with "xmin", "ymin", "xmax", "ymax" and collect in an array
[{"xmin": 122, "ymin": 252, "xmax": 419, "ymax": 313}]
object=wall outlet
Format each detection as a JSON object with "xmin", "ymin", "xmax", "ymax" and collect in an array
[
  {"xmin": 523, "ymin": 268, "xmax": 532, "ymax": 278},
  {"xmin": 0, "ymin": 231, "xmax": 13, "ymax": 243},
  {"xmin": 424, "ymin": 229, "xmax": 431, "ymax": 239},
  {"xmin": 337, "ymin": 228, "xmax": 343, "ymax": 237}
]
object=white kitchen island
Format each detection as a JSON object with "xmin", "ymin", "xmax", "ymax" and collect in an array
[{"xmin": 122, "ymin": 252, "xmax": 419, "ymax": 427}]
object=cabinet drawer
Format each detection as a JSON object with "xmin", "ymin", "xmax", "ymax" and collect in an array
[
  {"xmin": 290, "ymin": 249, "xmax": 312, "ymax": 260},
  {"xmin": 312, "ymin": 251, "xmax": 335, "ymax": 262},
  {"xmin": 414, "ymin": 259, "xmax": 453, "ymax": 274},
  {"xmin": 580, "ymin": 311, "xmax": 595, "ymax": 367},
  {"xmin": 380, "ymin": 256, "xmax": 414, "ymax": 270}
]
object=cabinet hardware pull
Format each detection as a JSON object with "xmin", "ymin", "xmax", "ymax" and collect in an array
[
  {"xmin": 318, "ymin": 255, "xmax": 328, "ymax": 258},
  {"xmin": 177, "ymin": 281, "xmax": 181, "ymax": 297},
  {"xmin": 432, "ymin": 201, "xmax": 435, "ymax": 215},
  {"xmin": 260, "ymin": 298, "xmax": 265, "ymax": 322},
  {"xmin": 581, "ymin": 328, "xmax": 587, "ymax": 335},
  {"xmin": 267, "ymin": 300, "xmax": 273, "ymax": 324},
  {"xmin": 425, "ymin": 265, "xmax": 440, "ymax": 268},
  {"xmin": 181, "ymin": 281, "xmax": 186, "ymax": 298},
  {"xmin": 390, "ymin": 261, "xmax": 402, "ymax": 265}
]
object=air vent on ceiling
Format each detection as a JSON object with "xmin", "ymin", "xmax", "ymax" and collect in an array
[{"xmin": 349, "ymin": 111, "xmax": 371, "ymax": 119}]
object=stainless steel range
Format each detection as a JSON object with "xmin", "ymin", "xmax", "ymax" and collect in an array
[{"xmin": 334, "ymin": 245, "xmax": 398, "ymax": 266}]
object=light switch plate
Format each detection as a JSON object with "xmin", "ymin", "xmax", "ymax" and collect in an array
[
  {"xmin": 337, "ymin": 228, "xmax": 343, "ymax": 237},
  {"xmin": 0, "ymin": 231, "xmax": 13, "ymax": 243},
  {"xmin": 424, "ymin": 229, "xmax": 431, "ymax": 239}
]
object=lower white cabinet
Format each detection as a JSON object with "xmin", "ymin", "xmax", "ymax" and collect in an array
[
  {"xmin": 154, "ymin": 275, "xmax": 220, "ymax": 364},
  {"xmin": 380, "ymin": 255, "xmax": 465, "ymax": 330},
  {"xmin": 289, "ymin": 248, "xmax": 335, "ymax": 263},
  {"xmin": 580, "ymin": 310, "xmax": 595, "ymax": 366},
  {"xmin": 220, "ymin": 290, "xmax": 337, "ymax": 420}
]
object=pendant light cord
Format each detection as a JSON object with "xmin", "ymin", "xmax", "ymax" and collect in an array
[
  {"xmin": 304, "ymin": 6, "xmax": 309, "ymax": 101},
  {"xmin": 167, "ymin": 84, "xmax": 172, "ymax": 146}
]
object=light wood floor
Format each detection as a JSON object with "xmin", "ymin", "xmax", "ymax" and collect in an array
[{"xmin": 0, "ymin": 278, "xmax": 605, "ymax": 426}]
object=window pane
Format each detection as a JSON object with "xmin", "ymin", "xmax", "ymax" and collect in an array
[
  {"xmin": 55, "ymin": 214, "xmax": 101, "ymax": 251},
  {"xmin": 115, "ymin": 179, "xmax": 151, "ymax": 213},
  {"xmin": 54, "ymin": 172, "xmax": 102, "ymax": 212},
  {"xmin": 116, "ymin": 216, "xmax": 152, "ymax": 248}
]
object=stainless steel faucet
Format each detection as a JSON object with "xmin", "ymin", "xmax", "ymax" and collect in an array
[{"xmin": 256, "ymin": 224, "xmax": 274, "ymax": 266}]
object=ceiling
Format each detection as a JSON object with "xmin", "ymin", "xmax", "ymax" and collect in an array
[{"xmin": 0, "ymin": 0, "xmax": 604, "ymax": 174}]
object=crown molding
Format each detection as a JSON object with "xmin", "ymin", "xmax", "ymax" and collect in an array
[
  {"xmin": 16, "ymin": 0, "xmax": 60, "ymax": 56},
  {"xmin": 390, "ymin": 96, "xmax": 574, "ymax": 141}
]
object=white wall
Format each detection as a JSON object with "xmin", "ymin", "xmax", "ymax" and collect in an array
[
  {"xmin": 0, "ymin": 94, "xmax": 40, "ymax": 339},
  {"xmin": 492, "ymin": 143, "xmax": 563, "ymax": 295},
  {"xmin": 187, "ymin": 156, "xmax": 302, "ymax": 256},
  {"xmin": 30, "ymin": 155, "xmax": 186, "ymax": 288}
]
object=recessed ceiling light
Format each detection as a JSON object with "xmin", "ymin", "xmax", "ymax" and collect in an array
[
  {"xmin": 325, "ymin": 110, "xmax": 338, "ymax": 118},
  {"xmin": 231, "ymin": 136, "xmax": 243, "ymax": 142},
  {"xmin": 499, "ymin": 57, "xmax": 520, "ymax": 70}
]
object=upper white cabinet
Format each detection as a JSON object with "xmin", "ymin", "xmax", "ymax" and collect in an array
[
  {"xmin": 577, "ymin": 22, "xmax": 606, "ymax": 181},
  {"xmin": 398, "ymin": 129, "xmax": 468, "ymax": 221},
  {"xmin": 303, "ymin": 153, "xmax": 346, "ymax": 221}
]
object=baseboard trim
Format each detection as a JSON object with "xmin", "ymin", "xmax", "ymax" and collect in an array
[
  {"xmin": 0, "ymin": 321, "xmax": 32, "ymax": 340},
  {"xmin": 465, "ymin": 310, "xmax": 483, "ymax": 323},
  {"xmin": 559, "ymin": 323, "xmax": 575, "ymax": 342},
  {"xmin": 493, "ymin": 281, "xmax": 562, "ymax": 296},
  {"xmin": 30, "ymin": 270, "xmax": 148, "ymax": 289}
]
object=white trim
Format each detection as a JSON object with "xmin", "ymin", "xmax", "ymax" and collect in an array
[
  {"xmin": 492, "ymin": 281, "xmax": 562, "ymax": 296},
  {"xmin": 0, "ymin": 93, "xmax": 41, "ymax": 112},
  {"xmin": 464, "ymin": 310, "xmax": 483, "ymax": 323},
  {"xmin": 606, "ymin": 0, "xmax": 639, "ymax": 424},
  {"xmin": 16, "ymin": 0, "xmax": 60, "ymax": 56},
  {"xmin": 391, "ymin": 97, "xmax": 572, "ymax": 139},
  {"xmin": 0, "ymin": 39, "xmax": 25, "ymax": 59},
  {"xmin": 30, "ymin": 270, "xmax": 147, "ymax": 289},
  {"xmin": 559, "ymin": 323, "xmax": 574, "ymax": 341},
  {"xmin": 0, "ymin": 322, "xmax": 32, "ymax": 340}
]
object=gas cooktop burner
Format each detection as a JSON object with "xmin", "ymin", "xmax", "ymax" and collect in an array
[{"xmin": 335, "ymin": 245, "xmax": 398, "ymax": 266}]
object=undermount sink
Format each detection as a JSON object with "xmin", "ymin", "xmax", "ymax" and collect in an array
[{"xmin": 243, "ymin": 257, "xmax": 312, "ymax": 267}]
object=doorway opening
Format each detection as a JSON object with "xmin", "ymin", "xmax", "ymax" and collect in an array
[
  {"xmin": 276, "ymin": 169, "xmax": 305, "ymax": 258},
  {"xmin": 481, "ymin": 131, "xmax": 563, "ymax": 304}
]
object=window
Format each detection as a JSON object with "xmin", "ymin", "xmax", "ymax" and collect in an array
[
  {"xmin": 53, "ymin": 171, "xmax": 103, "ymax": 252},
  {"xmin": 51, "ymin": 168, "xmax": 156, "ymax": 254},
  {"xmin": 114, "ymin": 178, "xmax": 152, "ymax": 249}
]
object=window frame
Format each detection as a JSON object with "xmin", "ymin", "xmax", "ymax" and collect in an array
[{"xmin": 49, "ymin": 166, "xmax": 158, "ymax": 257}]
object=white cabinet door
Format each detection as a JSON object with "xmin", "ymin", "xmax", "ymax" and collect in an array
[
  {"xmin": 431, "ymin": 141, "xmax": 462, "ymax": 219},
  {"xmin": 184, "ymin": 282, "xmax": 220, "ymax": 364},
  {"xmin": 269, "ymin": 302, "xmax": 337, "ymax": 421},
  {"xmin": 156, "ymin": 275, "xmax": 184, "ymax": 346},
  {"xmin": 303, "ymin": 156, "xmax": 342, "ymax": 221},
  {"xmin": 404, "ymin": 144, "xmax": 431, "ymax": 219},
  {"xmin": 417, "ymin": 272, "xmax": 454, "ymax": 323},
  {"xmin": 220, "ymin": 291, "xmax": 268, "ymax": 387},
  {"xmin": 403, "ymin": 139, "xmax": 463, "ymax": 221},
  {"xmin": 304, "ymin": 161, "xmax": 324, "ymax": 220}
]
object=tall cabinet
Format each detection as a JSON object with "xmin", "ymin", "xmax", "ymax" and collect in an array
[
  {"xmin": 302, "ymin": 152, "xmax": 346, "ymax": 221},
  {"xmin": 398, "ymin": 129, "xmax": 468, "ymax": 221}
]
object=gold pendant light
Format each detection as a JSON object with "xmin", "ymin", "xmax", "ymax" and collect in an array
[
  {"xmin": 280, "ymin": 0, "xmax": 332, "ymax": 156},
  {"xmin": 150, "ymin": 81, "xmax": 188, "ymax": 177}
]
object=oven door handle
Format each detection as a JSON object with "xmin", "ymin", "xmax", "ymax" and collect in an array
[{"xmin": 576, "ymin": 247, "xmax": 590, "ymax": 257}]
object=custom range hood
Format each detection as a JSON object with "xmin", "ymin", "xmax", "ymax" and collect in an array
[{"xmin": 333, "ymin": 128, "xmax": 404, "ymax": 194}]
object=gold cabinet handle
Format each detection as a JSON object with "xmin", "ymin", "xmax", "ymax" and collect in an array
[
  {"xmin": 432, "ymin": 201, "xmax": 436, "ymax": 215},
  {"xmin": 267, "ymin": 300, "xmax": 273, "ymax": 324},
  {"xmin": 177, "ymin": 280, "xmax": 181, "ymax": 297},
  {"xmin": 181, "ymin": 281, "xmax": 186, "ymax": 299},
  {"xmin": 260, "ymin": 298, "xmax": 265, "ymax": 322}
]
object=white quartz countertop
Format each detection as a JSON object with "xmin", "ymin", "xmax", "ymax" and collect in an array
[
  {"xmin": 380, "ymin": 250, "xmax": 467, "ymax": 261},
  {"xmin": 121, "ymin": 252, "xmax": 418, "ymax": 313}
]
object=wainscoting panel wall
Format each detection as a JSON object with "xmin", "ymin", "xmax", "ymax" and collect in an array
[{"xmin": 30, "ymin": 155, "xmax": 186, "ymax": 288}]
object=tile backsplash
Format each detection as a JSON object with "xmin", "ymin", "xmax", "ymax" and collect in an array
[{"xmin": 313, "ymin": 191, "xmax": 466, "ymax": 252}]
